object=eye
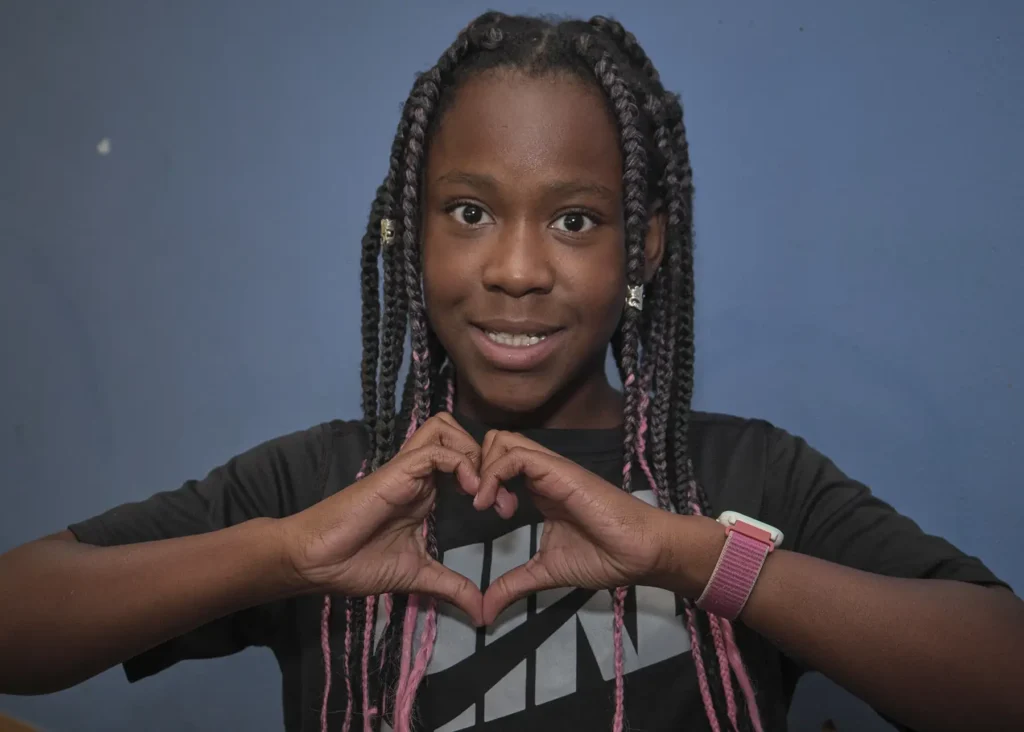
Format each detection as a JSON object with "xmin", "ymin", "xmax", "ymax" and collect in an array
[
  {"xmin": 550, "ymin": 212, "xmax": 598, "ymax": 234},
  {"xmin": 448, "ymin": 203, "xmax": 494, "ymax": 226}
]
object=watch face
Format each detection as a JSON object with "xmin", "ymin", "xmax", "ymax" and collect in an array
[{"xmin": 717, "ymin": 511, "xmax": 784, "ymax": 548}]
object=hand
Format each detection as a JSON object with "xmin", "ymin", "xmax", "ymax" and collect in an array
[
  {"xmin": 472, "ymin": 431, "xmax": 677, "ymax": 625},
  {"xmin": 281, "ymin": 414, "xmax": 512, "ymax": 626}
]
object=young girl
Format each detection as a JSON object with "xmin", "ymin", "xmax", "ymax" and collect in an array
[{"xmin": 1, "ymin": 12, "xmax": 1021, "ymax": 732}]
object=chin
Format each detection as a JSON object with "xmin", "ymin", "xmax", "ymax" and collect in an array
[
  {"xmin": 483, "ymin": 383, "xmax": 551, "ymax": 413},
  {"xmin": 464, "ymin": 372, "xmax": 556, "ymax": 419}
]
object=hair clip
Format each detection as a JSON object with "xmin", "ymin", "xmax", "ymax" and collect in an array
[
  {"xmin": 380, "ymin": 218, "xmax": 396, "ymax": 246},
  {"xmin": 626, "ymin": 284, "xmax": 644, "ymax": 311}
]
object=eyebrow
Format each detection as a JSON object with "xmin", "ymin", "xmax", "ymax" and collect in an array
[{"xmin": 433, "ymin": 170, "xmax": 618, "ymax": 202}]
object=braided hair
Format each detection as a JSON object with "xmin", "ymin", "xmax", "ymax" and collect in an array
[{"xmin": 319, "ymin": 13, "xmax": 765, "ymax": 732}]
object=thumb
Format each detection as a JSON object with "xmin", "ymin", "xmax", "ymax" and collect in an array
[
  {"xmin": 411, "ymin": 559, "xmax": 485, "ymax": 627},
  {"xmin": 482, "ymin": 558, "xmax": 556, "ymax": 626}
]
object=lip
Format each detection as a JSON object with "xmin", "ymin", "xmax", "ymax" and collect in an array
[
  {"xmin": 469, "ymin": 323, "xmax": 565, "ymax": 372},
  {"xmin": 472, "ymin": 318, "xmax": 562, "ymax": 336}
]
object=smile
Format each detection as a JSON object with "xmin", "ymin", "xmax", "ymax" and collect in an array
[
  {"xmin": 484, "ymin": 331, "xmax": 548, "ymax": 347},
  {"xmin": 469, "ymin": 324, "xmax": 564, "ymax": 371}
]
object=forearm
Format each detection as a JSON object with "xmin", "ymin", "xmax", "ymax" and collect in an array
[
  {"xmin": 658, "ymin": 515, "xmax": 1024, "ymax": 731},
  {"xmin": 0, "ymin": 520, "xmax": 301, "ymax": 694}
]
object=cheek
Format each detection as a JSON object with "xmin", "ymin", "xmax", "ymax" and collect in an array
[
  {"xmin": 565, "ymin": 247, "xmax": 627, "ymax": 332},
  {"xmin": 421, "ymin": 258, "xmax": 447, "ymax": 333},
  {"xmin": 421, "ymin": 236, "xmax": 469, "ymax": 338}
]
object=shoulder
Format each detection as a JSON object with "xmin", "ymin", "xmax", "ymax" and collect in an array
[
  {"xmin": 688, "ymin": 411, "xmax": 815, "ymax": 516},
  {"xmin": 67, "ymin": 419, "xmax": 369, "ymax": 546},
  {"xmin": 688, "ymin": 410, "xmax": 781, "ymax": 469},
  {"xmin": 227, "ymin": 419, "xmax": 373, "ymax": 507},
  {"xmin": 246, "ymin": 419, "xmax": 368, "ymax": 468},
  {"xmin": 689, "ymin": 410, "xmax": 810, "ymax": 465}
]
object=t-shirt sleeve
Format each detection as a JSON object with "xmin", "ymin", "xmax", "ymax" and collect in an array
[
  {"xmin": 758, "ymin": 426, "xmax": 1008, "ymax": 589},
  {"xmin": 66, "ymin": 422, "xmax": 337, "ymax": 682}
]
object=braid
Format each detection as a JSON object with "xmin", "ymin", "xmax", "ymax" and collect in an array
[
  {"xmin": 589, "ymin": 16, "xmax": 661, "ymax": 83},
  {"xmin": 573, "ymin": 35, "xmax": 648, "ymax": 493},
  {"xmin": 370, "ymin": 110, "xmax": 416, "ymax": 472}
]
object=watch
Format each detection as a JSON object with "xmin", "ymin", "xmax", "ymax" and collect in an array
[{"xmin": 696, "ymin": 511, "xmax": 784, "ymax": 620}]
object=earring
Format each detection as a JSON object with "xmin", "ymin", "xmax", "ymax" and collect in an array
[
  {"xmin": 626, "ymin": 284, "xmax": 644, "ymax": 311},
  {"xmin": 380, "ymin": 218, "xmax": 396, "ymax": 246}
]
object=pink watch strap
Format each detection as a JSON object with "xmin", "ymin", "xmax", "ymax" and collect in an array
[{"xmin": 696, "ymin": 527, "xmax": 772, "ymax": 620}]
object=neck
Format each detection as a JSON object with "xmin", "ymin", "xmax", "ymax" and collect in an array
[{"xmin": 455, "ymin": 358, "xmax": 624, "ymax": 431}]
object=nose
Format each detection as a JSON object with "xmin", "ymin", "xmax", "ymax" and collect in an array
[{"xmin": 480, "ymin": 219, "xmax": 555, "ymax": 298}]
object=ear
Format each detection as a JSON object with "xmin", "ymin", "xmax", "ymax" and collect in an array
[{"xmin": 643, "ymin": 203, "xmax": 666, "ymax": 283}]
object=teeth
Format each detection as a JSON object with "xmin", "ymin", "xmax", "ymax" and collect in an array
[{"xmin": 486, "ymin": 331, "xmax": 547, "ymax": 347}]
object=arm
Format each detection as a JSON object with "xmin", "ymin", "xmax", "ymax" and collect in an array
[
  {"xmin": 0, "ymin": 424, "xmax": 333, "ymax": 695},
  {"xmin": 0, "ymin": 522, "xmax": 298, "ymax": 695},
  {"xmin": 658, "ymin": 516, "xmax": 1024, "ymax": 732}
]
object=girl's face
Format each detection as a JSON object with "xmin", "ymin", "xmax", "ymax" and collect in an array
[{"xmin": 422, "ymin": 70, "xmax": 643, "ymax": 428}]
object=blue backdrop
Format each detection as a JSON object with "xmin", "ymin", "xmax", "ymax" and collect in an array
[{"xmin": 2, "ymin": 1, "xmax": 1021, "ymax": 730}]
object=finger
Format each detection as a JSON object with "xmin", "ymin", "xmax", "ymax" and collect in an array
[
  {"xmin": 482, "ymin": 558, "xmax": 556, "ymax": 626},
  {"xmin": 402, "ymin": 444, "xmax": 480, "ymax": 487},
  {"xmin": 475, "ymin": 431, "xmax": 515, "ymax": 510},
  {"xmin": 379, "ymin": 445, "xmax": 479, "ymax": 509},
  {"xmin": 481, "ymin": 430, "xmax": 560, "ymax": 474},
  {"xmin": 478, "ymin": 446, "xmax": 577, "ymax": 511},
  {"xmin": 411, "ymin": 559, "xmax": 485, "ymax": 627},
  {"xmin": 481, "ymin": 428, "xmax": 500, "ymax": 466},
  {"xmin": 494, "ymin": 489, "xmax": 518, "ymax": 519},
  {"xmin": 402, "ymin": 413, "xmax": 482, "ymax": 471}
]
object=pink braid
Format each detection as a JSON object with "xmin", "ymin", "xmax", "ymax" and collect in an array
[
  {"xmin": 634, "ymin": 364, "xmax": 669, "ymax": 509},
  {"xmin": 391, "ymin": 404, "xmax": 424, "ymax": 729},
  {"xmin": 612, "ymin": 586, "xmax": 628, "ymax": 732},
  {"xmin": 392, "ymin": 594, "xmax": 420, "ymax": 732},
  {"xmin": 361, "ymin": 594, "xmax": 378, "ymax": 732},
  {"xmin": 320, "ymin": 596, "xmax": 334, "ymax": 732},
  {"xmin": 398, "ymin": 598, "xmax": 438, "ymax": 725},
  {"xmin": 721, "ymin": 619, "xmax": 765, "ymax": 732},
  {"xmin": 342, "ymin": 604, "xmax": 354, "ymax": 732},
  {"xmin": 708, "ymin": 613, "xmax": 739, "ymax": 730},
  {"xmin": 686, "ymin": 607, "xmax": 721, "ymax": 732},
  {"xmin": 612, "ymin": 370, "xmax": 640, "ymax": 731},
  {"xmin": 404, "ymin": 412, "xmax": 419, "ymax": 442}
]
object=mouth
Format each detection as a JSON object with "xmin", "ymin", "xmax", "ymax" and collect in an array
[
  {"xmin": 482, "ymin": 330, "xmax": 550, "ymax": 347},
  {"xmin": 468, "ymin": 321, "xmax": 565, "ymax": 371}
]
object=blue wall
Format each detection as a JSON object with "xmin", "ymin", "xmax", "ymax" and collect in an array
[{"xmin": 2, "ymin": 1, "xmax": 1021, "ymax": 730}]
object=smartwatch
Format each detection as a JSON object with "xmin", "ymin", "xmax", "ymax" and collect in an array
[{"xmin": 696, "ymin": 511, "xmax": 784, "ymax": 621}]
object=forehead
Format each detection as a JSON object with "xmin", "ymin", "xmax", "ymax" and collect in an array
[{"xmin": 426, "ymin": 70, "xmax": 622, "ymax": 189}]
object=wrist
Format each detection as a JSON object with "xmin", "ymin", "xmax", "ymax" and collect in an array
[
  {"xmin": 258, "ymin": 517, "xmax": 316, "ymax": 599},
  {"xmin": 651, "ymin": 513, "xmax": 726, "ymax": 599}
]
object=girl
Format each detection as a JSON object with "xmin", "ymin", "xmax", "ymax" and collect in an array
[{"xmin": 1, "ymin": 12, "xmax": 1021, "ymax": 732}]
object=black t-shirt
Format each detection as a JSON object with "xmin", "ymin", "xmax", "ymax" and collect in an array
[{"xmin": 68, "ymin": 412, "xmax": 1006, "ymax": 732}]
